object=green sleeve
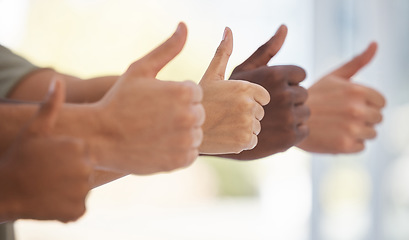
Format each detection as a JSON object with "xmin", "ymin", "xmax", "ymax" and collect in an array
[{"xmin": 0, "ymin": 45, "xmax": 39, "ymax": 98}]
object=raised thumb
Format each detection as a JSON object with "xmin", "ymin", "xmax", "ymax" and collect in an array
[
  {"xmin": 330, "ymin": 42, "xmax": 378, "ymax": 80},
  {"xmin": 28, "ymin": 77, "xmax": 65, "ymax": 135},
  {"xmin": 201, "ymin": 27, "xmax": 233, "ymax": 83},
  {"xmin": 126, "ymin": 22, "xmax": 188, "ymax": 78}
]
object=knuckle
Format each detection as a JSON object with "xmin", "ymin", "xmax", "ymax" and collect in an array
[
  {"xmin": 173, "ymin": 83, "xmax": 195, "ymax": 101},
  {"xmin": 278, "ymin": 90, "xmax": 293, "ymax": 106},
  {"xmin": 284, "ymin": 112, "xmax": 296, "ymax": 125},
  {"xmin": 347, "ymin": 84, "xmax": 364, "ymax": 97},
  {"xmin": 345, "ymin": 104, "xmax": 363, "ymax": 119},
  {"xmin": 238, "ymin": 97, "xmax": 255, "ymax": 111},
  {"xmin": 177, "ymin": 111, "xmax": 197, "ymax": 128},
  {"xmin": 235, "ymin": 81, "xmax": 252, "ymax": 93},
  {"xmin": 268, "ymin": 67, "xmax": 285, "ymax": 82},
  {"xmin": 345, "ymin": 124, "xmax": 356, "ymax": 135},
  {"xmin": 241, "ymin": 115, "xmax": 254, "ymax": 129}
]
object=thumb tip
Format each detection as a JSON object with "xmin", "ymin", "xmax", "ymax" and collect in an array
[
  {"xmin": 222, "ymin": 27, "xmax": 233, "ymax": 42},
  {"xmin": 367, "ymin": 41, "xmax": 378, "ymax": 50},
  {"xmin": 277, "ymin": 24, "xmax": 288, "ymax": 34},
  {"xmin": 47, "ymin": 77, "xmax": 65, "ymax": 101},
  {"xmin": 176, "ymin": 22, "xmax": 188, "ymax": 36}
]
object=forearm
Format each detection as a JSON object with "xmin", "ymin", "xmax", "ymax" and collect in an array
[
  {"xmin": 7, "ymin": 68, "xmax": 117, "ymax": 103},
  {"xmin": 5, "ymin": 70, "xmax": 125, "ymax": 186},
  {"xmin": 0, "ymin": 103, "xmax": 125, "ymax": 188}
]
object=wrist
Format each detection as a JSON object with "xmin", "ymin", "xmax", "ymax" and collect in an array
[{"xmin": 57, "ymin": 102, "xmax": 121, "ymax": 170}]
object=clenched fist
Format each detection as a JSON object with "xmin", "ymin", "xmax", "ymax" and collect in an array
[
  {"xmin": 0, "ymin": 80, "xmax": 92, "ymax": 223},
  {"xmin": 200, "ymin": 27, "xmax": 270, "ymax": 154},
  {"xmin": 93, "ymin": 23, "xmax": 205, "ymax": 174},
  {"xmin": 297, "ymin": 42, "xmax": 386, "ymax": 153},
  {"xmin": 221, "ymin": 25, "xmax": 310, "ymax": 160}
]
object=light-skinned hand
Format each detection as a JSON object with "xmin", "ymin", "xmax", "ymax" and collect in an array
[
  {"xmin": 199, "ymin": 27, "xmax": 270, "ymax": 154},
  {"xmin": 93, "ymin": 22, "xmax": 205, "ymax": 174},
  {"xmin": 297, "ymin": 42, "xmax": 386, "ymax": 153},
  {"xmin": 0, "ymin": 79, "xmax": 92, "ymax": 223}
]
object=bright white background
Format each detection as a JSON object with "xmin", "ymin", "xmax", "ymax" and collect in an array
[{"xmin": 0, "ymin": 0, "xmax": 408, "ymax": 240}]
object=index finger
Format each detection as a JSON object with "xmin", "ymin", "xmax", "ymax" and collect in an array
[
  {"xmin": 250, "ymin": 82, "xmax": 270, "ymax": 106},
  {"xmin": 181, "ymin": 80, "xmax": 203, "ymax": 104},
  {"xmin": 363, "ymin": 86, "xmax": 386, "ymax": 109}
]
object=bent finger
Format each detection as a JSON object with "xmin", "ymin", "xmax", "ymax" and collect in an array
[
  {"xmin": 245, "ymin": 134, "xmax": 258, "ymax": 150},
  {"xmin": 290, "ymin": 85, "xmax": 308, "ymax": 105},
  {"xmin": 253, "ymin": 119, "xmax": 261, "ymax": 135},
  {"xmin": 294, "ymin": 105, "xmax": 311, "ymax": 125},
  {"xmin": 254, "ymin": 104, "xmax": 265, "ymax": 121},
  {"xmin": 251, "ymin": 83, "xmax": 271, "ymax": 106}
]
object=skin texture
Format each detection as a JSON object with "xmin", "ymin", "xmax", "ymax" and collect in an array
[
  {"xmin": 91, "ymin": 22, "xmax": 205, "ymax": 174},
  {"xmin": 2, "ymin": 23, "xmax": 204, "ymax": 183},
  {"xmin": 220, "ymin": 25, "xmax": 310, "ymax": 160},
  {"xmin": 297, "ymin": 42, "xmax": 386, "ymax": 153},
  {"xmin": 0, "ymin": 80, "xmax": 92, "ymax": 223},
  {"xmin": 199, "ymin": 27, "xmax": 270, "ymax": 154}
]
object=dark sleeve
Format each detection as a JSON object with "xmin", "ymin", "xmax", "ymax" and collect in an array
[{"xmin": 0, "ymin": 45, "xmax": 39, "ymax": 97}]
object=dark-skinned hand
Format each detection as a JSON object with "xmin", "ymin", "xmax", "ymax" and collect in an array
[{"xmin": 220, "ymin": 25, "xmax": 310, "ymax": 160}]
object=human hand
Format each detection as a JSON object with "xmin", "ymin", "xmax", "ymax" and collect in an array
[
  {"xmin": 94, "ymin": 23, "xmax": 205, "ymax": 174},
  {"xmin": 297, "ymin": 42, "xmax": 386, "ymax": 153},
  {"xmin": 0, "ymin": 80, "xmax": 92, "ymax": 223},
  {"xmin": 221, "ymin": 25, "xmax": 309, "ymax": 160},
  {"xmin": 199, "ymin": 27, "xmax": 270, "ymax": 154}
]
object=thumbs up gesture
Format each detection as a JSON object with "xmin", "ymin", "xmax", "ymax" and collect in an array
[
  {"xmin": 0, "ymin": 79, "xmax": 92, "ymax": 223},
  {"xmin": 219, "ymin": 25, "xmax": 310, "ymax": 160},
  {"xmin": 199, "ymin": 27, "xmax": 270, "ymax": 154},
  {"xmin": 297, "ymin": 43, "xmax": 386, "ymax": 153},
  {"xmin": 94, "ymin": 23, "xmax": 205, "ymax": 174}
]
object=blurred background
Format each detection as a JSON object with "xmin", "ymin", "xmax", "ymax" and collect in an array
[{"xmin": 0, "ymin": 0, "xmax": 408, "ymax": 239}]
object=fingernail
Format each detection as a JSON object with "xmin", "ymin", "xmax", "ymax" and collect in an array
[
  {"xmin": 176, "ymin": 22, "xmax": 182, "ymax": 33},
  {"xmin": 223, "ymin": 27, "xmax": 228, "ymax": 41},
  {"xmin": 48, "ymin": 79, "xmax": 57, "ymax": 95}
]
